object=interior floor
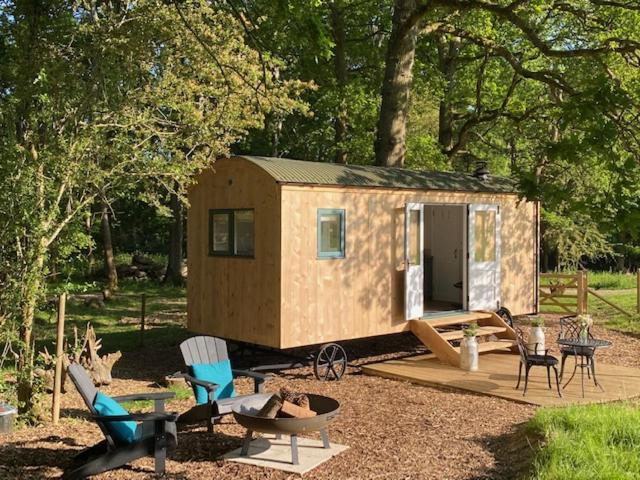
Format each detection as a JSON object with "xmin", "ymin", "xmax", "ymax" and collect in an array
[
  {"xmin": 424, "ymin": 204, "xmax": 465, "ymax": 313},
  {"xmin": 423, "ymin": 300, "xmax": 462, "ymax": 313}
]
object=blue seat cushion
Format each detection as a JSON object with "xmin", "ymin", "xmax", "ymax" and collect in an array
[
  {"xmin": 190, "ymin": 359, "xmax": 236, "ymax": 404},
  {"xmin": 93, "ymin": 391, "xmax": 137, "ymax": 444}
]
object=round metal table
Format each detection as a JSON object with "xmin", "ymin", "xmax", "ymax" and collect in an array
[{"xmin": 557, "ymin": 338, "xmax": 611, "ymax": 397}]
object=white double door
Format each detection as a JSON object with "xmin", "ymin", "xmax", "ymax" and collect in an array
[{"xmin": 404, "ymin": 203, "xmax": 501, "ymax": 320}]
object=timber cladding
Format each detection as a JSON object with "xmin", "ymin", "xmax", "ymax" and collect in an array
[
  {"xmin": 187, "ymin": 156, "xmax": 537, "ymax": 350},
  {"xmin": 279, "ymin": 185, "xmax": 536, "ymax": 348},
  {"xmin": 187, "ymin": 159, "xmax": 282, "ymax": 347}
]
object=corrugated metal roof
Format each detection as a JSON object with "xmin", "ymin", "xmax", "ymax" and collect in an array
[{"xmin": 238, "ymin": 156, "xmax": 518, "ymax": 194}]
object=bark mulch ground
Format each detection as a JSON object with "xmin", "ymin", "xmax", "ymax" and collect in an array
[{"xmin": 1, "ymin": 315, "xmax": 638, "ymax": 480}]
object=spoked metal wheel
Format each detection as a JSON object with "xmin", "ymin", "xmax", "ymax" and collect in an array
[
  {"xmin": 496, "ymin": 306, "xmax": 514, "ymax": 328},
  {"xmin": 313, "ymin": 343, "xmax": 347, "ymax": 381}
]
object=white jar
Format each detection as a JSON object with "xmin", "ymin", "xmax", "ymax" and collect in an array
[
  {"xmin": 528, "ymin": 326, "xmax": 546, "ymax": 355},
  {"xmin": 460, "ymin": 336, "xmax": 479, "ymax": 371}
]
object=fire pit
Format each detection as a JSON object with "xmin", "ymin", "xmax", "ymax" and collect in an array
[{"xmin": 232, "ymin": 393, "xmax": 340, "ymax": 465}]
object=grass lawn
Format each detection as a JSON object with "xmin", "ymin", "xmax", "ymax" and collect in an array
[
  {"xmin": 34, "ymin": 279, "xmax": 189, "ymax": 354},
  {"xmin": 539, "ymin": 271, "xmax": 640, "ymax": 334},
  {"xmin": 527, "ymin": 403, "xmax": 640, "ymax": 480},
  {"xmin": 587, "ymin": 271, "xmax": 639, "ymax": 290}
]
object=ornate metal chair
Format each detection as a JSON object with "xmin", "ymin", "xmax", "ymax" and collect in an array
[
  {"xmin": 558, "ymin": 315, "xmax": 596, "ymax": 380},
  {"xmin": 514, "ymin": 327, "xmax": 562, "ymax": 397}
]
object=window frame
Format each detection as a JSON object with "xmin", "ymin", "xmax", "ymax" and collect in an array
[
  {"xmin": 317, "ymin": 208, "xmax": 346, "ymax": 259},
  {"xmin": 208, "ymin": 208, "xmax": 255, "ymax": 258}
]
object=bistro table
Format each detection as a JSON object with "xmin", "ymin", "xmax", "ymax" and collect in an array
[{"xmin": 557, "ymin": 337, "xmax": 612, "ymax": 397}]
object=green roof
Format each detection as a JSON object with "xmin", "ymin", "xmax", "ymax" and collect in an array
[{"xmin": 239, "ymin": 156, "xmax": 518, "ymax": 194}]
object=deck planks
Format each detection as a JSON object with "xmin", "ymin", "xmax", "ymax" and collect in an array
[{"xmin": 362, "ymin": 353, "xmax": 640, "ymax": 407}]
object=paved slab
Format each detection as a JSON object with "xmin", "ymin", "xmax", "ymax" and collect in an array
[{"xmin": 223, "ymin": 434, "xmax": 349, "ymax": 475}]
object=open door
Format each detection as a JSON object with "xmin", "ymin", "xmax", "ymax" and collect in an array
[
  {"xmin": 405, "ymin": 203, "xmax": 424, "ymax": 320},
  {"xmin": 467, "ymin": 204, "xmax": 501, "ymax": 311}
]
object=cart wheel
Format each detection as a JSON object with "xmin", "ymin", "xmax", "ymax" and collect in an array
[
  {"xmin": 313, "ymin": 343, "xmax": 347, "ymax": 381},
  {"xmin": 497, "ymin": 306, "xmax": 514, "ymax": 328}
]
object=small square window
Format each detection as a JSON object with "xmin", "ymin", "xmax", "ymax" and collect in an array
[
  {"xmin": 209, "ymin": 209, "xmax": 254, "ymax": 257},
  {"xmin": 317, "ymin": 209, "xmax": 345, "ymax": 259}
]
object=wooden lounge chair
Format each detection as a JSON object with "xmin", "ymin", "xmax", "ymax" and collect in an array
[
  {"xmin": 177, "ymin": 336, "xmax": 272, "ymax": 432},
  {"xmin": 64, "ymin": 363, "xmax": 178, "ymax": 479}
]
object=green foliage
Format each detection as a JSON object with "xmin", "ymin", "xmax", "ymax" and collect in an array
[
  {"xmin": 527, "ymin": 403, "xmax": 640, "ymax": 480},
  {"xmin": 589, "ymin": 272, "xmax": 638, "ymax": 290},
  {"xmin": 463, "ymin": 322, "xmax": 478, "ymax": 337},
  {"xmin": 530, "ymin": 317, "xmax": 544, "ymax": 328},
  {"xmin": 0, "ymin": 0, "xmax": 306, "ymax": 414},
  {"xmin": 542, "ymin": 211, "xmax": 613, "ymax": 271}
]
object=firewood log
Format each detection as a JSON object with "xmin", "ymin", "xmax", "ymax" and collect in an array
[
  {"xmin": 279, "ymin": 400, "xmax": 316, "ymax": 418},
  {"xmin": 257, "ymin": 394, "xmax": 283, "ymax": 418},
  {"xmin": 280, "ymin": 386, "xmax": 310, "ymax": 409}
]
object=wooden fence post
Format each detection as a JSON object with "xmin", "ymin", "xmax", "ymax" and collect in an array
[
  {"xmin": 139, "ymin": 294, "xmax": 146, "ymax": 347},
  {"xmin": 583, "ymin": 270, "xmax": 589, "ymax": 314},
  {"xmin": 52, "ymin": 293, "xmax": 66, "ymax": 425},
  {"xmin": 577, "ymin": 271, "xmax": 587, "ymax": 315}
]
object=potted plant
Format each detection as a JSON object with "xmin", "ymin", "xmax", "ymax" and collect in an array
[
  {"xmin": 528, "ymin": 317, "xmax": 545, "ymax": 355},
  {"xmin": 577, "ymin": 314, "xmax": 593, "ymax": 341},
  {"xmin": 460, "ymin": 322, "xmax": 479, "ymax": 372}
]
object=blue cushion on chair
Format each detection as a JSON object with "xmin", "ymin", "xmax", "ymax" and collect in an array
[
  {"xmin": 190, "ymin": 360, "xmax": 236, "ymax": 404},
  {"xmin": 93, "ymin": 391, "xmax": 137, "ymax": 444}
]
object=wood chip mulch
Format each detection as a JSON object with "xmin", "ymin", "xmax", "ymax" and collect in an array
[{"xmin": 1, "ymin": 316, "xmax": 639, "ymax": 480}]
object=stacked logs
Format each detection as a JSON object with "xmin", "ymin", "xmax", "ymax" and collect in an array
[{"xmin": 258, "ymin": 387, "xmax": 316, "ymax": 419}]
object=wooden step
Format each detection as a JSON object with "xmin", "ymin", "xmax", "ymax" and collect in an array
[
  {"xmin": 454, "ymin": 339, "xmax": 516, "ymax": 354},
  {"xmin": 424, "ymin": 312, "xmax": 493, "ymax": 328},
  {"xmin": 439, "ymin": 326, "xmax": 507, "ymax": 341}
]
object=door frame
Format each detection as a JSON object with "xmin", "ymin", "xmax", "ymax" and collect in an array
[{"xmin": 418, "ymin": 202, "xmax": 468, "ymax": 315}]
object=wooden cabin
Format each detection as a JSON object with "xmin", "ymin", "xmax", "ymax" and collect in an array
[{"xmin": 187, "ymin": 156, "xmax": 539, "ymax": 365}]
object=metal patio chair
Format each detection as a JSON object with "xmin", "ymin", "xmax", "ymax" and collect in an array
[
  {"xmin": 558, "ymin": 315, "xmax": 596, "ymax": 380},
  {"xmin": 64, "ymin": 363, "xmax": 178, "ymax": 479},
  {"xmin": 177, "ymin": 335, "xmax": 272, "ymax": 432},
  {"xmin": 514, "ymin": 327, "xmax": 562, "ymax": 398}
]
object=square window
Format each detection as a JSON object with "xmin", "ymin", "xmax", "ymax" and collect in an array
[
  {"xmin": 209, "ymin": 209, "xmax": 254, "ymax": 257},
  {"xmin": 317, "ymin": 209, "xmax": 345, "ymax": 258}
]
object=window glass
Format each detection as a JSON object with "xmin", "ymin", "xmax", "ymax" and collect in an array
[
  {"xmin": 212, "ymin": 212, "xmax": 231, "ymax": 253},
  {"xmin": 474, "ymin": 210, "xmax": 496, "ymax": 262},
  {"xmin": 318, "ymin": 209, "xmax": 345, "ymax": 258},
  {"xmin": 408, "ymin": 209, "xmax": 421, "ymax": 265},
  {"xmin": 234, "ymin": 210, "xmax": 255, "ymax": 256}
]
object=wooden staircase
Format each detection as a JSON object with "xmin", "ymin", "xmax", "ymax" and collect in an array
[{"xmin": 410, "ymin": 312, "xmax": 517, "ymax": 368}]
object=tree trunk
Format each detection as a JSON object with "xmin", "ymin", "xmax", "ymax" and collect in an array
[
  {"xmin": 331, "ymin": 0, "xmax": 348, "ymax": 164},
  {"xmin": 165, "ymin": 188, "xmax": 185, "ymax": 285},
  {"xmin": 85, "ymin": 210, "xmax": 95, "ymax": 277},
  {"xmin": 374, "ymin": 0, "xmax": 419, "ymax": 167},
  {"xmin": 437, "ymin": 36, "xmax": 459, "ymax": 159},
  {"xmin": 17, "ymin": 243, "xmax": 46, "ymax": 414},
  {"xmin": 101, "ymin": 203, "xmax": 118, "ymax": 291}
]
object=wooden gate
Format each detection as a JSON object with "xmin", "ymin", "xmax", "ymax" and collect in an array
[{"xmin": 539, "ymin": 272, "xmax": 587, "ymax": 315}]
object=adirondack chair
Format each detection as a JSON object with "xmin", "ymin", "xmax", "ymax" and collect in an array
[
  {"xmin": 177, "ymin": 336, "xmax": 272, "ymax": 432},
  {"xmin": 64, "ymin": 363, "xmax": 178, "ymax": 479}
]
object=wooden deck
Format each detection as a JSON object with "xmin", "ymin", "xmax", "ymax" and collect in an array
[{"xmin": 362, "ymin": 352, "xmax": 640, "ymax": 407}]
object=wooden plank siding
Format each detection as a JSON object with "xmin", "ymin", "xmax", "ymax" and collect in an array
[
  {"xmin": 187, "ymin": 157, "xmax": 538, "ymax": 350},
  {"xmin": 279, "ymin": 185, "xmax": 537, "ymax": 349},
  {"xmin": 187, "ymin": 159, "xmax": 282, "ymax": 347}
]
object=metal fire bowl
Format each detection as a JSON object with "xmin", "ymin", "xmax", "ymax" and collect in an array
[{"xmin": 232, "ymin": 393, "xmax": 340, "ymax": 435}]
